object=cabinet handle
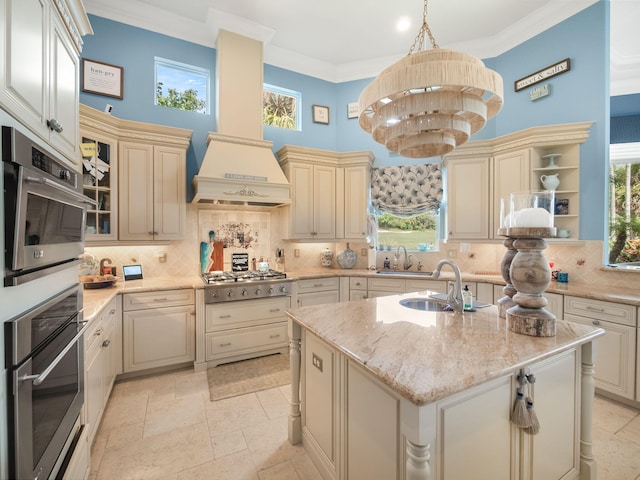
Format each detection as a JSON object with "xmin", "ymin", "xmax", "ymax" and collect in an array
[
  {"xmin": 269, "ymin": 308, "xmax": 281, "ymax": 313},
  {"xmin": 153, "ymin": 298, "xmax": 168, "ymax": 302},
  {"xmin": 313, "ymin": 284, "xmax": 323, "ymax": 288},
  {"xmin": 102, "ymin": 339, "xmax": 111, "ymax": 348},
  {"xmin": 219, "ymin": 342, "xmax": 232, "ymax": 347},
  {"xmin": 46, "ymin": 118, "xmax": 63, "ymax": 132},
  {"xmin": 592, "ymin": 320, "xmax": 601, "ymax": 326},
  {"xmin": 269, "ymin": 334, "xmax": 281, "ymax": 339},
  {"xmin": 585, "ymin": 306, "xmax": 605, "ymax": 313},
  {"xmin": 219, "ymin": 314, "xmax": 232, "ymax": 319},
  {"xmin": 109, "ymin": 309, "xmax": 116, "ymax": 314},
  {"xmin": 94, "ymin": 328, "xmax": 104, "ymax": 336}
]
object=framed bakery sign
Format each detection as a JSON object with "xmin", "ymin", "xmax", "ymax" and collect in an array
[
  {"xmin": 514, "ymin": 58, "xmax": 571, "ymax": 92},
  {"xmin": 81, "ymin": 58, "xmax": 124, "ymax": 99}
]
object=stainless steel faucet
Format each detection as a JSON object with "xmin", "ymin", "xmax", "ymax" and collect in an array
[
  {"xmin": 431, "ymin": 259, "xmax": 463, "ymax": 312},
  {"xmin": 395, "ymin": 245, "xmax": 413, "ymax": 270}
]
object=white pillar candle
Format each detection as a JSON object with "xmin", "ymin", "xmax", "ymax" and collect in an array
[{"xmin": 513, "ymin": 207, "xmax": 552, "ymax": 228}]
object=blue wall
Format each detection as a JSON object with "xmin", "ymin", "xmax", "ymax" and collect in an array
[{"xmin": 81, "ymin": 2, "xmax": 614, "ymax": 240}]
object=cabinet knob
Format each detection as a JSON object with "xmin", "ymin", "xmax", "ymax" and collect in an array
[
  {"xmin": 46, "ymin": 118, "xmax": 63, "ymax": 132},
  {"xmin": 59, "ymin": 170, "xmax": 71, "ymax": 181},
  {"xmin": 592, "ymin": 320, "xmax": 601, "ymax": 326},
  {"xmin": 102, "ymin": 339, "xmax": 111, "ymax": 348}
]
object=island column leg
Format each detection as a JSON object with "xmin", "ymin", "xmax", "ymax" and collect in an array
[
  {"xmin": 406, "ymin": 440, "xmax": 431, "ymax": 480},
  {"xmin": 288, "ymin": 320, "xmax": 302, "ymax": 445},
  {"xmin": 580, "ymin": 341, "xmax": 597, "ymax": 480}
]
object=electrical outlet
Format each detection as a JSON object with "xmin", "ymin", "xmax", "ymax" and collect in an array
[
  {"xmin": 361, "ymin": 248, "xmax": 367, "ymax": 256},
  {"xmin": 312, "ymin": 353, "xmax": 323, "ymax": 372},
  {"xmin": 460, "ymin": 243, "xmax": 471, "ymax": 253},
  {"xmin": 294, "ymin": 249, "xmax": 300, "ymax": 257},
  {"xmin": 447, "ymin": 249, "xmax": 457, "ymax": 258}
]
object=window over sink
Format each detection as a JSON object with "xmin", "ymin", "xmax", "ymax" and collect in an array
[
  {"xmin": 609, "ymin": 142, "xmax": 640, "ymax": 268},
  {"xmin": 371, "ymin": 164, "xmax": 442, "ymax": 252}
]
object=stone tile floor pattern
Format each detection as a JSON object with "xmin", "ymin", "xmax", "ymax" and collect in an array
[{"xmin": 89, "ymin": 367, "xmax": 640, "ymax": 479}]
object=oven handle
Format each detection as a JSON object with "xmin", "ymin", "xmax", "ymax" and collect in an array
[
  {"xmin": 20, "ymin": 321, "xmax": 89, "ymax": 386},
  {"xmin": 25, "ymin": 176, "xmax": 97, "ymax": 206}
]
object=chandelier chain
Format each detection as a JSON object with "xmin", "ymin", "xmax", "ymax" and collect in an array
[{"xmin": 408, "ymin": 0, "xmax": 439, "ymax": 55}]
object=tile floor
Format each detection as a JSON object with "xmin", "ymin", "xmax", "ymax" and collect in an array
[{"xmin": 89, "ymin": 367, "xmax": 640, "ymax": 480}]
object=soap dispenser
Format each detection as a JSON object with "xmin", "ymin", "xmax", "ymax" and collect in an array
[{"xmin": 463, "ymin": 285, "xmax": 473, "ymax": 311}]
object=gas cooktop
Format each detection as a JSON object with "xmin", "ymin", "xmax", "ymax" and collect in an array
[{"xmin": 202, "ymin": 269, "xmax": 287, "ymax": 285}]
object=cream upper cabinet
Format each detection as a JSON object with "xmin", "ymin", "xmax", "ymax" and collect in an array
[
  {"xmin": 0, "ymin": 0, "xmax": 90, "ymax": 167},
  {"xmin": 446, "ymin": 155, "xmax": 492, "ymax": 240},
  {"xmin": 119, "ymin": 142, "xmax": 187, "ymax": 241},
  {"xmin": 278, "ymin": 145, "xmax": 373, "ymax": 241},
  {"xmin": 445, "ymin": 122, "xmax": 592, "ymax": 243},
  {"xmin": 80, "ymin": 104, "xmax": 192, "ymax": 244},
  {"xmin": 341, "ymin": 162, "xmax": 371, "ymax": 239}
]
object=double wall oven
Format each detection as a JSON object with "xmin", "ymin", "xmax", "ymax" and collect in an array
[
  {"xmin": 2, "ymin": 125, "xmax": 90, "ymax": 286},
  {"xmin": 2, "ymin": 119, "xmax": 92, "ymax": 479},
  {"xmin": 5, "ymin": 284, "xmax": 87, "ymax": 480}
]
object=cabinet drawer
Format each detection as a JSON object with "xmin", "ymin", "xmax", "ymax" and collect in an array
[
  {"xmin": 298, "ymin": 277, "xmax": 340, "ymax": 293},
  {"xmin": 206, "ymin": 323, "xmax": 288, "ymax": 360},
  {"xmin": 123, "ymin": 289, "xmax": 194, "ymax": 311},
  {"xmin": 564, "ymin": 296, "xmax": 636, "ymax": 326},
  {"xmin": 349, "ymin": 277, "xmax": 367, "ymax": 290},
  {"xmin": 405, "ymin": 279, "xmax": 445, "ymax": 294},
  {"xmin": 368, "ymin": 277, "xmax": 404, "ymax": 293},
  {"xmin": 205, "ymin": 297, "xmax": 291, "ymax": 332}
]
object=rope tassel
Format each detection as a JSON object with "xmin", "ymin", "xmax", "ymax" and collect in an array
[
  {"xmin": 524, "ymin": 374, "xmax": 540, "ymax": 435},
  {"xmin": 511, "ymin": 371, "xmax": 531, "ymax": 428}
]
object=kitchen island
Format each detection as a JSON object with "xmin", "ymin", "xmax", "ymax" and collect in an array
[{"xmin": 285, "ymin": 291, "xmax": 604, "ymax": 480}]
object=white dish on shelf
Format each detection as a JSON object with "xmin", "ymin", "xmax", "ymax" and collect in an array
[{"xmin": 542, "ymin": 153, "xmax": 562, "ymax": 168}]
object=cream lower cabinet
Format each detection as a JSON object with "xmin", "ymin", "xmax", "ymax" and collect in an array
[
  {"xmin": 564, "ymin": 295, "xmax": 636, "ymax": 400},
  {"xmin": 119, "ymin": 142, "xmax": 188, "ymax": 241},
  {"xmin": 349, "ymin": 277, "xmax": 368, "ymax": 301},
  {"xmin": 297, "ymin": 277, "xmax": 341, "ymax": 306},
  {"xmin": 205, "ymin": 296, "xmax": 290, "ymax": 367},
  {"xmin": 122, "ymin": 289, "xmax": 195, "ymax": 373},
  {"xmin": 367, "ymin": 277, "xmax": 447, "ymax": 299},
  {"xmin": 299, "ymin": 330, "xmax": 580, "ymax": 480},
  {"xmin": 84, "ymin": 295, "xmax": 122, "ymax": 448},
  {"xmin": 0, "ymin": 0, "xmax": 89, "ymax": 167}
]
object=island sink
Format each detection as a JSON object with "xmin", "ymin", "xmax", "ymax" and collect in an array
[{"xmin": 399, "ymin": 297, "xmax": 446, "ymax": 311}]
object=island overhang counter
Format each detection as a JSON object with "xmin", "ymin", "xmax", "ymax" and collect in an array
[{"xmin": 285, "ymin": 291, "xmax": 604, "ymax": 480}]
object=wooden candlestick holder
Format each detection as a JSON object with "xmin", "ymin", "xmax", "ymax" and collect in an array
[
  {"xmin": 501, "ymin": 227, "xmax": 556, "ymax": 337},
  {"xmin": 495, "ymin": 233, "xmax": 517, "ymax": 318}
]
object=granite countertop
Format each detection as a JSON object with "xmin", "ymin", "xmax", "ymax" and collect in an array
[
  {"xmin": 82, "ymin": 276, "xmax": 202, "ymax": 321},
  {"xmin": 285, "ymin": 291, "xmax": 604, "ymax": 407}
]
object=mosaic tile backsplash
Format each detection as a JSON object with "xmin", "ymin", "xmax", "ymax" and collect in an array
[{"xmin": 84, "ymin": 205, "xmax": 640, "ymax": 291}]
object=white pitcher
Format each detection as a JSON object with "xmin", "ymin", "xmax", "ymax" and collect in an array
[{"xmin": 540, "ymin": 173, "xmax": 560, "ymax": 191}]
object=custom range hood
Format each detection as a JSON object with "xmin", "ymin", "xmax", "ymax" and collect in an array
[{"xmin": 192, "ymin": 29, "xmax": 290, "ymax": 206}]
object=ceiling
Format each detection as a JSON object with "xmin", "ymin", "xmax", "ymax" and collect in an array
[{"xmin": 83, "ymin": 0, "xmax": 638, "ymax": 96}]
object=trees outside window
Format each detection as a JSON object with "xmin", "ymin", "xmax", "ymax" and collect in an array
[
  {"xmin": 609, "ymin": 155, "xmax": 640, "ymax": 265},
  {"xmin": 155, "ymin": 57, "xmax": 209, "ymax": 114},
  {"xmin": 263, "ymin": 84, "xmax": 300, "ymax": 130}
]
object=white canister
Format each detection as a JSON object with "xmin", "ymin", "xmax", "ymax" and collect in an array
[{"xmin": 321, "ymin": 248, "xmax": 334, "ymax": 267}]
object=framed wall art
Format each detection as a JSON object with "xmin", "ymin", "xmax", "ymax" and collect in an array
[
  {"xmin": 312, "ymin": 104, "xmax": 329, "ymax": 124},
  {"xmin": 82, "ymin": 58, "xmax": 124, "ymax": 99}
]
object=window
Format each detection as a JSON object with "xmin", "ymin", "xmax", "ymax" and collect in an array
[
  {"xmin": 608, "ymin": 142, "xmax": 640, "ymax": 267},
  {"xmin": 263, "ymin": 84, "xmax": 300, "ymax": 130},
  {"xmin": 371, "ymin": 164, "xmax": 443, "ymax": 252},
  {"xmin": 155, "ymin": 57, "xmax": 209, "ymax": 114},
  {"xmin": 377, "ymin": 211, "xmax": 440, "ymax": 252}
]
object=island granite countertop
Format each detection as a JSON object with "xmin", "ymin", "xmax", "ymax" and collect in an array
[{"xmin": 285, "ymin": 291, "xmax": 604, "ymax": 406}]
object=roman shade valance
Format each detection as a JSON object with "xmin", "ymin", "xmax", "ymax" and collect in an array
[{"xmin": 371, "ymin": 164, "xmax": 443, "ymax": 217}]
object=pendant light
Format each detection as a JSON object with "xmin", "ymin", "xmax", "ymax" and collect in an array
[{"xmin": 358, "ymin": 0, "xmax": 504, "ymax": 158}]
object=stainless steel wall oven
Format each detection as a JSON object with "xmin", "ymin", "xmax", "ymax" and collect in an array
[
  {"xmin": 4, "ymin": 284, "xmax": 87, "ymax": 480},
  {"xmin": 2, "ymin": 125, "xmax": 92, "ymax": 286}
]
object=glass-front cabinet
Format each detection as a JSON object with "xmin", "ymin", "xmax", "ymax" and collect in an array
[{"xmin": 81, "ymin": 132, "xmax": 117, "ymax": 241}]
